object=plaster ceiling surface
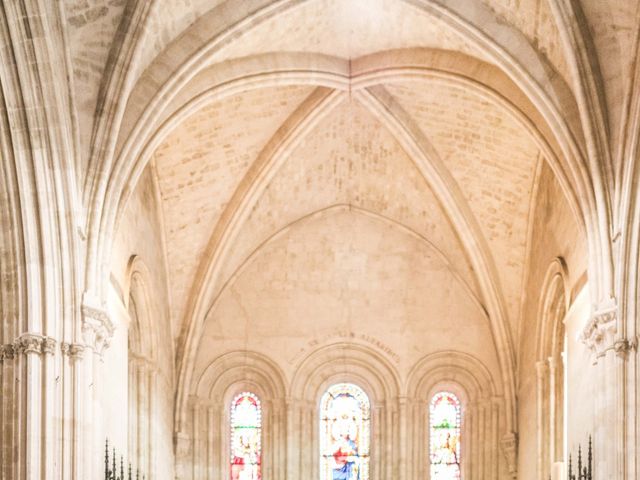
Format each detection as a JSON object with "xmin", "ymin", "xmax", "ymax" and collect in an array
[
  {"xmin": 140, "ymin": 0, "xmax": 228, "ymax": 73},
  {"xmin": 385, "ymin": 80, "xmax": 539, "ymax": 330},
  {"xmin": 208, "ymin": 0, "xmax": 491, "ymax": 65},
  {"xmin": 150, "ymin": 76, "xmax": 543, "ymax": 342},
  {"xmin": 215, "ymin": 97, "xmax": 480, "ymax": 304},
  {"xmin": 195, "ymin": 208, "xmax": 499, "ymax": 380},
  {"xmin": 478, "ymin": 0, "xmax": 571, "ymax": 85},
  {"xmin": 153, "ymin": 84, "xmax": 315, "ymax": 335},
  {"xmin": 65, "ymin": 0, "xmax": 129, "ymax": 157}
]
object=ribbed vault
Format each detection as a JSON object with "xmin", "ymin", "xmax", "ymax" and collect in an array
[{"xmin": 92, "ymin": 0, "xmax": 605, "ymax": 461}]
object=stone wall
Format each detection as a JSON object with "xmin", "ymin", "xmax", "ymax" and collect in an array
[
  {"xmin": 107, "ymin": 165, "xmax": 175, "ymax": 480},
  {"xmin": 516, "ymin": 162, "xmax": 589, "ymax": 480},
  {"xmin": 175, "ymin": 208, "xmax": 510, "ymax": 479}
]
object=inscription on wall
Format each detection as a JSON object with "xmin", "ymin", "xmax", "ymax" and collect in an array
[{"xmin": 288, "ymin": 330, "xmax": 400, "ymax": 364}]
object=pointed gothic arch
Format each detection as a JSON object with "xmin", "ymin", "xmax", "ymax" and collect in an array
[{"xmin": 535, "ymin": 258, "xmax": 570, "ymax": 480}]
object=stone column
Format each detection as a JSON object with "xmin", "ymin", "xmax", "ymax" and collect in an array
[
  {"xmin": 285, "ymin": 398, "xmax": 296, "ymax": 480},
  {"xmin": 398, "ymin": 396, "xmax": 408, "ymax": 480},
  {"xmin": 206, "ymin": 405, "xmax": 214, "ymax": 480},
  {"xmin": 501, "ymin": 431, "xmax": 518, "ymax": 480},
  {"xmin": 536, "ymin": 360, "xmax": 548, "ymax": 480},
  {"xmin": 80, "ymin": 302, "xmax": 115, "ymax": 480},
  {"xmin": 580, "ymin": 306, "xmax": 636, "ymax": 479},
  {"xmin": 548, "ymin": 356, "xmax": 558, "ymax": 466},
  {"xmin": 0, "ymin": 344, "xmax": 16, "ymax": 480},
  {"xmin": 12, "ymin": 334, "xmax": 59, "ymax": 479}
]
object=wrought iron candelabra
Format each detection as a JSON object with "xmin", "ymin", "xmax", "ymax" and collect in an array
[
  {"xmin": 104, "ymin": 439, "xmax": 146, "ymax": 480},
  {"xmin": 567, "ymin": 436, "xmax": 593, "ymax": 480}
]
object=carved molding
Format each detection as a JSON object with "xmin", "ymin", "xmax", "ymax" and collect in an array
[
  {"xmin": 501, "ymin": 431, "xmax": 518, "ymax": 479},
  {"xmin": 580, "ymin": 307, "xmax": 617, "ymax": 357},
  {"xmin": 61, "ymin": 342, "xmax": 86, "ymax": 359},
  {"xmin": 9, "ymin": 334, "xmax": 58, "ymax": 356},
  {"xmin": 42, "ymin": 337, "xmax": 56, "ymax": 355},
  {"xmin": 0, "ymin": 344, "xmax": 15, "ymax": 360},
  {"xmin": 81, "ymin": 301, "xmax": 115, "ymax": 355},
  {"xmin": 613, "ymin": 337, "xmax": 638, "ymax": 358}
]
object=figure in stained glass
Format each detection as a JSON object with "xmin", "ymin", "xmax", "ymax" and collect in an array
[
  {"xmin": 320, "ymin": 383, "xmax": 370, "ymax": 480},
  {"xmin": 230, "ymin": 392, "xmax": 262, "ymax": 480},
  {"xmin": 430, "ymin": 392, "xmax": 461, "ymax": 480}
]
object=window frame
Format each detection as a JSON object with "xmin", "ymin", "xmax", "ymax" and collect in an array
[{"xmin": 319, "ymin": 382, "xmax": 372, "ymax": 480}]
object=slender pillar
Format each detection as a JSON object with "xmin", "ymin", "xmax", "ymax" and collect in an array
[{"xmin": 536, "ymin": 360, "xmax": 548, "ymax": 480}]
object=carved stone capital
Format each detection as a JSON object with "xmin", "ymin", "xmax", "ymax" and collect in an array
[
  {"xmin": 42, "ymin": 337, "xmax": 56, "ymax": 355},
  {"xmin": 69, "ymin": 343, "xmax": 85, "ymax": 359},
  {"xmin": 501, "ymin": 432, "xmax": 518, "ymax": 479},
  {"xmin": 0, "ymin": 344, "xmax": 15, "ymax": 360},
  {"xmin": 15, "ymin": 334, "xmax": 43, "ymax": 355},
  {"xmin": 174, "ymin": 432, "xmax": 192, "ymax": 459},
  {"xmin": 82, "ymin": 301, "xmax": 114, "ymax": 355},
  {"xmin": 580, "ymin": 306, "xmax": 617, "ymax": 357},
  {"xmin": 613, "ymin": 337, "xmax": 637, "ymax": 358},
  {"xmin": 13, "ymin": 333, "xmax": 56, "ymax": 355},
  {"xmin": 61, "ymin": 342, "xmax": 85, "ymax": 359}
]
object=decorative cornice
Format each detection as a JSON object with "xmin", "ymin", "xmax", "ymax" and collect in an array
[
  {"xmin": 81, "ymin": 301, "xmax": 115, "ymax": 355},
  {"xmin": 501, "ymin": 432, "xmax": 518, "ymax": 479}
]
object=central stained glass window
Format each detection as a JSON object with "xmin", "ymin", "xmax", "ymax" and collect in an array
[
  {"xmin": 320, "ymin": 383, "xmax": 370, "ymax": 480},
  {"xmin": 230, "ymin": 392, "xmax": 262, "ymax": 480},
  {"xmin": 429, "ymin": 392, "xmax": 461, "ymax": 480}
]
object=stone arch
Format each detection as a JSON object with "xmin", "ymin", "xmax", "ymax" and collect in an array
[
  {"xmin": 125, "ymin": 256, "xmax": 158, "ymax": 362},
  {"xmin": 290, "ymin": 343, "xmax": 400, "ymax": 478},
  {"xmin": 202, "ymin": 204, "xmax": 485, "ymax": 317},
  {"xmin": 195, "ymin": 350, "xmax": 287, "ymax": 402},
  {"xmin": 184, "ymin": 351, "xmax": 287, "ymax": 480},
  {"xmin": 407, "ymin": 350, "xmax": 503, "ymax": 480},
  {"xmin": 291, "ymin": 342, "xmax": 401, "ymax": 403},
  {"xmin": 94, "ymin": 50, "xmax": 589, "ymax": 443},
  {"xmin": 89, "ymin": 46, "xmax": 590, "ymax": 444},
  {"xmin": 167, "ymin": 62, "xmax": 543, "ymax": 437},
  {"xmin": 534, "ymin": 258, "xmax": 570, "ymax": 480},
  {"xmin": 84, "ymin": 0, "xmax": 614, "ymax": 319},
  {"xmin": 536, "ymin": 258, "xmax": 570, "ymax": 362},
  {"xmin": 124, "ymin": 256, "xmax": 160, "ymax": 475}
]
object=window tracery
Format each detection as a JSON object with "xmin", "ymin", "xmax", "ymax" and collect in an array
[
  {"xmin": 320, "ymin": 383, "xmax": 370, "ymax": 480},
  {"xmin": 230, "ymin": 392, "xmax": 262, "ymax": 480},
  {"xmin": 430, "ymin": 392, "xmax": 461, "ymax": 480}
]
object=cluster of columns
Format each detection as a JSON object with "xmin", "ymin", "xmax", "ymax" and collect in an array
[
  {"xmin": 536, "ymin": 354, "xmax": 565, "ymax": 480},
  {"xmin": 128, "ymin": 354, "xmax": 155, "ymax": 477},
  {"xmin": 0, "ymin": 306, "xmax": 113, "ymax": 479}
]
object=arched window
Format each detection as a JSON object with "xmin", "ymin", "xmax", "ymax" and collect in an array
[
  {"xmin": 429, "ymin": 392, "xmax": 461, "ymax": 480},
  {"xmin": 320, "ymin": 383, "xmax": 370, "ymax": 480},
  {"xmin": 230, "ymin": 392, "xmax": 262, "ymax": 480}
]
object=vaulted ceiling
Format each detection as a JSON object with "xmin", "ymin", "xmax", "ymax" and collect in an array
[
  {"xmin": 65, "ymin": 0, "xmax": 640, "ymax": 432},
  {"xmin": 106, "ymin": 0, "xmax": 581, "ymax": 354}
]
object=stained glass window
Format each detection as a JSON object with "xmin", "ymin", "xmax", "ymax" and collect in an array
[
  {"xmin": 320, "ymin": 383, "xmax": 370, "ymax": 480},
  {"xmin": 230, "ymin": 392, "xmax": 262, "ymax": 480},
  {"xmin": 430, "ymin": 392, "xmax": 461, "ymax": 480}
]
